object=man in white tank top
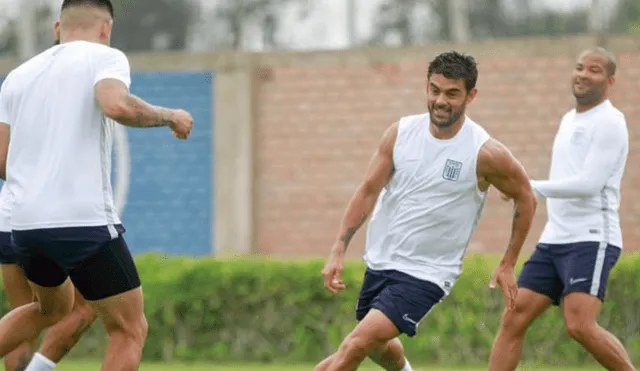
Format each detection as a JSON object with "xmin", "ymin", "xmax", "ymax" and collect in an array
[
  {"xmin": 314, "ymin": 52, "xmax": 538, "ymax": 371},
  {"xmin": 489, "ymin": 49, "xmax": 636, "ymax": 371}
]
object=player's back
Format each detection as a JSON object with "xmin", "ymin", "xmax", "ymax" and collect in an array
[{"xmin": 3, "ymin": 41, "xmax": 123, "ymax": 230}]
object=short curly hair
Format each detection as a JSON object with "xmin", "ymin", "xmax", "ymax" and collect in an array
[{"xmin": 427, "ymin": 51, "xmax": 478, "ymax": 92}]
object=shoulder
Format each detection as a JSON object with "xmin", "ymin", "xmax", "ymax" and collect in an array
[
  {"xmin": 591, "ymin": 103, "xmax": 628, "ymax": 138},
  {"xmin": 398, "ymin": 113, "xmax": 428, "ymax": 130},
  {"xmin": 476, "ymin": 137, "xmax": 519, "ymax": 176}
]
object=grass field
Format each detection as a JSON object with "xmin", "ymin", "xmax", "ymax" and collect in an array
[{"xmin": 55, "ymin": 360, "xmax": 605, "ymax": 370}]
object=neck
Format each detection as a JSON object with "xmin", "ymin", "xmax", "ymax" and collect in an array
[
  {"xmin": 430, "ymin": 116, "xmax": 465, "ymax": 140},
  {"xmin": 576, "ymin": 97, "xmax": 607, "ymax": 113},
  {"xmin": 60, "ymin": 30, "xmax": 104, "ymax": 45}
]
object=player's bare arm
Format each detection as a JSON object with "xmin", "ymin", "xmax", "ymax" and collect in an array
[
  {"xmin": 0, "ymin": 123, "xmax": 8, "ymax": 180},
  {"xmin": 95, "ymin": 79, "xmax": 193, "ymax": 139},
  {"xmin": 477, "ymin": 138, "xmax": 537, "ymax": 309},
  {"xmin": 322, "ymin": 122, "xmax": 397, "ymax": 294}
]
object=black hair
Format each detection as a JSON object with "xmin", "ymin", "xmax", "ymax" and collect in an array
[
  {"xmin": 427, "ymin": 51, "xmax": 478, "ymax": 92},
  {"xmin": 61, "ymin": 0, "xmax": 114, "ymax": 18}
]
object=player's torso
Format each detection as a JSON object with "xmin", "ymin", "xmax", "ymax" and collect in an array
[
  {"xmin": 364, "ymin": 114, "xmax": 489, "ymax": 289},
  {"xmin": 4, "ymin": 42, "xmax": 120, "ymax": 229},
  {"xmin": 543, "ymin": 104, "xmax": 626, "ymax": 246}
]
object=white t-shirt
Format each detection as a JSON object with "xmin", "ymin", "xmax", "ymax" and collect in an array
[
  {"xmin": 533, "ymin": 100, "xmax": 628, "ymax": 249},
  {"xmin": 0, "ymin": 40, "xmax": 131, "ymax": 235},
  {"xmin": 363, "ymin": 114, "xmax": 490, "ymax": 295}
]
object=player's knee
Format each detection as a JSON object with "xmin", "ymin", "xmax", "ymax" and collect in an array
[
  {"xmin": 74, "ymin": 300, "xmax": 97, "ymax": 324},
  {"xmin": 500, "ymin": 305, "xmax": 532, "ymax": 336},
  {"xmin": 106, "ymin": 313, "xmax": 148, "ymax": 347},
  {"xmin": 340, "ymin": 335, "xmax": 379, "ymax": 359},
  {"xmin": 564, "ymin": 315, "xmax": 595, "ymax": 341},
  {"xmin": 37, "ymin": 299, "xmax": 73, "ymax": 326}
]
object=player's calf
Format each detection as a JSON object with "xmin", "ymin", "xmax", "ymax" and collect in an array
[
  {"xmin": 489, "ymin": 288, "xmax": 552, "ymax": 371},
  {"xmin": 1, "ymin": 262, "xmax": 37, "ymax": 371},
  {"xmin": 36, "ymin": 288, "xmax": 97, "ymax": 365},
  {"xmin": 563, "ymin": 292, "xmax": 636, "ymax": 371}
]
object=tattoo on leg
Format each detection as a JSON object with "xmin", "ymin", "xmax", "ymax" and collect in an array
[
  {"xmin": 13, "ymin": 352, "xmax": 32, "ymax": 371},
  {"xmin": 62, "ymin": 318, "xmax": 89, "ymax": 356},
  {"xmin": 339, "ymin": 212, "xmax": 368, "ymax": 250}
]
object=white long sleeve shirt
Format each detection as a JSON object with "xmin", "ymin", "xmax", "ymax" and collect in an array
[{"xmin": 533, "ymin": 100, "xmax": 628, "ymax": 248}]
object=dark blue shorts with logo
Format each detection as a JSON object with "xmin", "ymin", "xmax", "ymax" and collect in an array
[
  {"xmin": 355, "ymin": 268, "xmax": 445, "ymax": 337},
  {"xmin": 517, "ymin": 241, "xmax": 621, "ymax": 306}
]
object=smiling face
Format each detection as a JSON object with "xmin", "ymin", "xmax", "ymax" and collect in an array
[
  {"xmin": 572, "ymin": 50, "xmax": 615, "ymax": 108},
  {"xmin": 427, "ymin": 73, "xmax": 477, "ymax": 129}
]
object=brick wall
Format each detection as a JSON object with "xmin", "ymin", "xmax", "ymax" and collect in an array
[{"xmin": 253, "ymin": 37, "xmax": 640, "ymax": 258}]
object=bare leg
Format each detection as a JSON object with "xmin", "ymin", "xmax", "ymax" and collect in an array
[
  {"xmin": 315, "ymin": 309, "xmax": 401, "ymax": 371},
  {"xmin": 563, "ymin": 292, "xmax": 635, "ymax": 371},
  {"xmin": 489, "ymin": 288, "xmax": 552, "ymax": 371},
  {"xmin": 37, "ymin": 288, "xmax": 97, "ymax": 362},
  {"xmin": 91, "ymin": 287, "xmax": 148, "ymax": 371},
  {"xmin": 1, "ymin": 264, "xmax": 36, "ymax": 371},
  {"xmin": 0, "ymin": 279, "xmax": 74, "ymax": 358}
]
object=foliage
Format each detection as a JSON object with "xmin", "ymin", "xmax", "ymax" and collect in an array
[{"xmin": 2, "ymin": 253, "xmax": 638, "ymax": 366}]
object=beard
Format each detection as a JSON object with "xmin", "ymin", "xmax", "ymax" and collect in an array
[
  {"xmin": 428, "ymin": 103, "xmax": 466, "ymax": 128},
  {"xmin": 573, "ymin": 80, "xmax": 606, "ymax": 106}
]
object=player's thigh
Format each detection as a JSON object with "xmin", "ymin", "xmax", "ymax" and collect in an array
[
  {"xmin": 1, "ymin": 264, "xmax": 33, "ymax": 309},
  {"xmin": 370, "ymin": 271, "xmax": 445, "ymax": 338},
  {"xmin": 561, "ymin": 242, "xmax": 620, "ymax": 303},
  {"xmin": 69, "ymin": 235, "xmax": 145, "ymax": 333},
  {"xmin": 0, "ymin": 232, "xmax": 33, "ymax": 308},
  {"xmin": 28, "ymin": 278, "xmax": 75, "ymax": 319},
  {"xmin": 355, "ymin": 268, "xmax": 389, "ymax": 321},
  {"xmin": 517, "ymin": 243, "xmax": 564, "ymax": 306}
]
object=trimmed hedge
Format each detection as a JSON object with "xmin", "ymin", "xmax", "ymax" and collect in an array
[{"xmin": 1, "ymin": 253, "xmax": 639, "ymax": 366}]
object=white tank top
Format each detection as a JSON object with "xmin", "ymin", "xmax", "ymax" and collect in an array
[{"xmin": 363, "ymin": 113, "xmax": 490, "ymax": 295}]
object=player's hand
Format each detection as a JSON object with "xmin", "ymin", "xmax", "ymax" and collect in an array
[
  {"xmin": 169, "ymin": 109, "xmax": 193, "ymax": 140},
  {"xmin": 489, "ymin": 262, "xmax": 518, "ymax": 311},
  {"xmin": 322, "ymin": 246, "xmax": 347, "ymax": 294}
]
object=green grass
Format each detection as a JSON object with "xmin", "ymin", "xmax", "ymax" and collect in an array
[{"xmin": 56, "ymin": 360, "xmax": 604, "ymax": 370}]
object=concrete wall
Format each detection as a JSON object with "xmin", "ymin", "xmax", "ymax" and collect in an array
[{"xmin": 2, "ymin": 35, "xmax": 640, "ymax": 258}]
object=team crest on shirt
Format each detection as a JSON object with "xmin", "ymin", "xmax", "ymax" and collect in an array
[{"xmin": 442, "ymin": 159, "xmax": 463, "ymax": 182}]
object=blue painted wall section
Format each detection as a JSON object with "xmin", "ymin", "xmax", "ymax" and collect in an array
[
  {"xmin": 119, "ymin": 72, "xmax": 214, "ymax": 256},
  {"xmin": 0, "ymin": 72, "xmax": 215, "ymax": 257}
]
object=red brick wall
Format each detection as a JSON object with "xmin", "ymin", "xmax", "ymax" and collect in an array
[{"xmin": 253, "ymin": 41, "xmax": 640, "ymax": 259}]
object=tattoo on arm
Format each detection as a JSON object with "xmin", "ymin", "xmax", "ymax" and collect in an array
[
  {"xmin": 339, "ymin": 212, "xmax": 368, "ymax": 250},
  {"xmin": 122, "ymin": 95, "xmax": 173, "ymax": 128}
]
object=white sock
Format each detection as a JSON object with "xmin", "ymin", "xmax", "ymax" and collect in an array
[
  {"xmin": 25, "ymin": 353, "xmax": 56, "ymax": 371},
  {"xmin": 401, "ymin": 358, "xmax": 414, "ymax": 371}
]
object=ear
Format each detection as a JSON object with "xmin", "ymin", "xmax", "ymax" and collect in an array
[
  {"xmin": 466, "ymin": 87, "xmax": 478, "ymax": 104},
  {"xmin": 53, "ymin": 21, "xmax": 60, "ymax": 41},
  {"xmin": 100, "ymin": 19, "xmax": 113, "ymax": 40}
]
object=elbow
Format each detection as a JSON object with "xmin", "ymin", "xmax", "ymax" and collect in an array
[{"xmin": 99, "ymin": 97, "xmax": 131, "ymax": 122}]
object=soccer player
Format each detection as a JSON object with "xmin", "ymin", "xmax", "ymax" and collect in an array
[
  {"xmin": 488, "ymin": 47, "xmax": 636, "ymax": 371},
  {"xmin": 315, "ymin": 51, "xmax": 538, "ymax": 371},
  {"xmin": 0, "ymin": 1, "xmax": 193, "ymax": 370},
  {"xmin": 0, "ymin": 39, "xmax": 98, "ymax": 371}
]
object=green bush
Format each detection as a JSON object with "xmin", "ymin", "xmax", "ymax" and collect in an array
[{"xmin": 1, "ymin": 252, "xmax": 639, "ymax": 366}]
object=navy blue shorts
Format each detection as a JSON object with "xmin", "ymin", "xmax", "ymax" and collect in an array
[
  {"xmin": 12, "ymin": 225, "xmax": 141, "ymax": 301},
  {"xmin": 0, "ymin": 231, "xmax": 18, "ymax": 264},
  {"xmin": 518, "ymin": 242, "xmax": 621, "ymax": 306},
  {"xmin": 355, "ymin": 268, "xmax": 445, "ymax": 337}
]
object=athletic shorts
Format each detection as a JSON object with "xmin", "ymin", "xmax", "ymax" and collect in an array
[
  {"xmin": 517, "ymin": 241, "xmax": 621, "ymax": 306},
  {"xmin": 0, "ymin": 231, "xmax": 18, "ymax": 264},
  {"xmin": 12, "ymin": 225, "xmax": 141, "ymax": 301},
  {"xmin": 355, "ymin": 268, "xmax": 445, "ymax": 337}
]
